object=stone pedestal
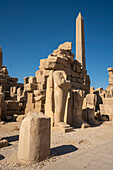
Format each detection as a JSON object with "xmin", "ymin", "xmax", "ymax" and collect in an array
[{"xmin": 18, "ymin": 112, "xmax": 51, "ymax": 164}]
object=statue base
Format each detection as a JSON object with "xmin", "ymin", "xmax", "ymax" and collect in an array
[{"xmin": 53, "ymin": 126, "xmax": 73, "ymax": 133}]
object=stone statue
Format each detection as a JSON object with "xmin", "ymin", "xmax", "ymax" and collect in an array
[
  {"xmin": 86, "ymin": 93, "xmax": 100, "ymax": 125},
  {"xmin": 72, "ymin": 90, "xmax": 90, "ymax": 128},
  {"xmin": 10, "ymin": 86, "xmax": 17, "ymax": 100},
  {"xmin": 0, "ymin": 85, "xmax": 4, "ymax": 121},
  {"xmin": 53, "ymin": 70, "xmax": 71, "ymax": 128}
]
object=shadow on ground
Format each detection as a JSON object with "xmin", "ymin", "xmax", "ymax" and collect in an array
[
  {"xmin": 51, "ymin": 145, "xmax": 78, "ymax": 157},
  {"xmin": 0, "ymin": 154, "xmax": 5, "ymax": 160},
  {"xmin": 2, "ymin": 135, "xmax": 19, "ymax": 143}
]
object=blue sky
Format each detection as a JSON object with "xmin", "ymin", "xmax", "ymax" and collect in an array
[{"xmin": 0, "ymin": 0, "xmax": 113, "ymax": 89}]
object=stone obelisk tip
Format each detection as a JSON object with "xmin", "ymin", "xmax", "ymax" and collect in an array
[
  {"xmin": 0, "ymin": 46, "xmax": 3, "ymax": 68},
  {"xmin": 0, "ymin": 46, "xmax": 2, "ymax": 52}
]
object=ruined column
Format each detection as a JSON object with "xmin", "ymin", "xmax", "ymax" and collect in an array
[
  {"xmin": 0, "ymin": 47, "xmax": 3, "ymax": 68},
  {"xmin": 107, "ymin": 67, "xmax": 113, "ymax": 85},
  {"xmin": 18, "ymin": 112, "xmax": 51, "ymax": 163},
  {"xmin": 106, "ymin": 67, "xmax": 113, "ymax": 97},
  {"xmin": 76, "ymin": 12, "xmax": 86, "ymax": 70}
]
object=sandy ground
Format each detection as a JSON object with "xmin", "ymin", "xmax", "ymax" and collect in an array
[{"xmin": 0, "ymin": 121, "xmax": 113, "ymax": 170}]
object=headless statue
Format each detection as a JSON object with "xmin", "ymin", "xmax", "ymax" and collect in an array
[
  {"xmin": 86, "ymin": 93, "xmax": 100, "ymax": 125},
  {"xmin": 72, "ymin": 90, "xmax": 90, "ymax": 128},
  {"xmin": 53, "ymin": 70, "xmax": 71, "ymax": 128}
]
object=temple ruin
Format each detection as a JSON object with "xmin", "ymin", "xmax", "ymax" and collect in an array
[
  {"xmin": 0, "ymin": 12, "xmax": 112, "ymax": 131},
  {"xmin": 0, "ymin": 11, "xmax": 113, "ymax": 166},
  {"xmin": 0, "ymin": 47, "xmax": 25, "ymax": 122}
]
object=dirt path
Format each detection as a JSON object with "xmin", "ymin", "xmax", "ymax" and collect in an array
[{"xmin": 0, "ymin": 121, "xmax": 113, "ymax": 170}]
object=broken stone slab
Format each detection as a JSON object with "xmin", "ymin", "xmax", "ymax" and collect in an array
[
  {"xmin": 81, "ymin": 123, "xmax": 90, "ymax": 128},
  {"xmin": 0, "ymin": 121, "xmax": 5, "ymax": 125},
  {"xmin": 48, "ymin": 56, "xmax": 71, "ymax": 69},
  {"xmin": 0, "ymin": 139, "xmax": 8, "ymax": 148},
  {"xmin": 24, "ymin": 83, "xmax": 37, "ymax": 92},
  {"xmin": 13, "ymin": 114, "xmax": 19, "ymax": 121},
  {"xmin": 99, "ymin": 104, "xmax": 113, "ymax": 121},
  {"xmin": 35, "ymin": 70, "xmax": 50, "ymax": 77},
  {"xmin": 6, "ymin": 115, "xmax": 12, "ymax": 121},
  {"xmin": 16, "ymin": 115, "xmax": 25, "ymax": 122},
  {"xmin": 99, "ymin": 115, "xmax": 108, "ymax": 121},
  {"xmin": 71, "ymin": 82, "xmax": 80, "ymax": 89},
  {"xmin": 53, "ymin": 126, "xmax": 73, "ymax": 133},
  {"xmin": 18, "ymin": 112, "xmax": 50, "ymax": 164},
  {"xmin": 34, "ymin": 95, "xmax": 45, "ymax": 102},
  {"xmin": 10, "ymin": 77, "xmax": 18, "ymax": 82},
  {"xmin": 28, "ymin": 76, "xmax": 36, "ymax": 84},
  {"xmin": 58, "ymin": 42, "xmax": 72, "ymax": 51}
]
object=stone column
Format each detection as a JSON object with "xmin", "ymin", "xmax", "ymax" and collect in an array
[
  {"xmin": 18, "ymin": 112, "xmax": 51, "ymax": 164},
  {"xmin": 107, "ymin": 67, "xmax": 113, "ymax": 85},
  {"xmin": 107, "ymin": 67, "xmax": 113, "ymax": 97},
  {"xmin": 76, "ymin": 12, "xmax": 86, "ymax": 70},
  {"xmin": 0, "ymin": 47, "xmax": 3, "ymax": 69}
]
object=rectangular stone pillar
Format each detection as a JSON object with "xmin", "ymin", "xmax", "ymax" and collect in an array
[{"xmin": 76, "ymin": 12, "xmax": 86, "ymax": 70}]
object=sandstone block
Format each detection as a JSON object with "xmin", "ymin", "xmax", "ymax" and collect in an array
[
  {"xmin": 80, "ymin": 73, "xmax": 85, "ymax": 79},
  {"xmin": 35, "ymin": 70, "xmax": 50, "ymax": 77},
  {"xmin": 77, "ymin": 78, "xmax": 83, "ymax": 84},
  {"xmin": 13, "ymin": 114, "xmax": 18, "ymax": 121},
  {"xmin": 24, "ymin": 83, "xmax": 37, "ymax": 92},
  {"xmin": 28, "ymin": 76, "xmax": 36, "ymax": 84},
  {"xmin": 76, "ymin": 65, "xmax": 81, "ymax": 73},
  {"xmin": 36, "ymin": 75, "xmax": 47, "ymax": 84},
  {"xmin": 10, "ymin": 77, "xmax": 18, "ymax": 82},
  {"xmin": 16, "ymin": 115, "xmax": 25, "ymax": 122},
  {"xmin": 71, "ymin": 71, "xmax": 76, "ymax": 77},
  {"xmin": 80, "ymin": 84, "xmax": 87, "ymax": 90},
  {"xmin": 75, "ymin": 72, "xmax": 79, "ymax": 78},
  {"xmin": 0, "ymin": 139, "xmax": 8, "ymax": 148},
  {"xmin": 72, "ymin": 78, "xmax": 76, "ymax": 82},
  {"xmin": 71, "ymin": 82, "xmax": 80, "ymax": 89},
  {"xmin": 6, "ymin": 115, "xmax": 12, "ymax": 121},
  {"xmin": 18, "ymin": 112, "xmax": 50, "ymax": 164},
  {"xmin": 58, "ymin": 42, "xmax": 72, "ymax": 51}
]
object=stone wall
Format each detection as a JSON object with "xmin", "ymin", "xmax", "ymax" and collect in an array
[
  {"xmin": 0, "ymin": 47, "xmax": 25, "ymax": 121},
  {"xmin": 24, "ymin": 42, "xmax": 90, "ymax": 128}
]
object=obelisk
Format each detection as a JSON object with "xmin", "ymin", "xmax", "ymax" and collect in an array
[
  {"xmin": 76, "ymin": 12, "xmax": 86, "ymax": 70},
  {"xmin": 0, "ymin": 47, "xmax": 3, "ymax": 68}
]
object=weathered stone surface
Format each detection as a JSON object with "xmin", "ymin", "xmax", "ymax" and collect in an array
[
  {"xmin": 86, "ymin": 94, "xmax": 100, "ymax": 125},
  {"xmin": 100, "ymin": 104, "xmax": 113, "ymax": 121},
  {"xmin": 72, "ymin": 90, "xmax": 90, "ymax": 128},
  {"xmin": 90, "ymin": 87, "xmax": 95, "ymax": 94},
  {"xmin": 24, "ymin": 40, "xmax": 90, "ymax": 130},
  {"xmin": 13, "ymin": 114, "xmax": 18, "ymax": 121},
  {"xmin": 6, "ymin": 115, "xmax": 12, "ymax": 121},
  {"xmin": 18, "ymin": 112, "xmax": 50, "ymax": 164},
  {"xmin": 76, "ymin": 13, "xmax": 86, "ymax": 70},
  {"xmin": 0, "ymin": 139, "xmax": 8, "ymax": 148},
  {"xmin": 16, "ymin": 115, "xmax": 25, "ymax": 122},
  {"xmin": 58, "ymin": 42, "xmax": 72, "ymax": 51},
  {"xmin": 45, "ymin": 70, "xmax": 73, "ymax": 132}
]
